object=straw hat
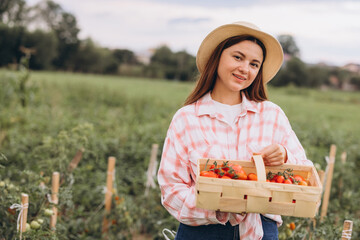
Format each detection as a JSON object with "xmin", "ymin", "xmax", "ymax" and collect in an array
[{"xmin": 196, "ymin": 21, "xmax": 284, "ymax": 83}]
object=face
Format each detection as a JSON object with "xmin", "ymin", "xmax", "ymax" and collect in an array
[{"xmin": 213, "ymin": 40, "xmax": 264, "ymax": 100}]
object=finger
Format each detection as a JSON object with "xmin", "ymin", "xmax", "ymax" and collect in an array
[
  {"xmin": 265, "ymin": 160, "xmax": 284, "ymax": 166},
  {"xmin": 263, "ymin": 150, "xmax": 281, "ymax": 160},
  {"xmin": 263, "ymin": 152, "xmax": 286, "ymax": 165},
  {"xmin": 264, "ymin": 157, "xmax": 282, "ymax": 166},
  {"xmin": 263, "ymin": 144, "xmax": 285, "ymax": 158},
  {"xmin": 260, "ymin": 145, "xmax": 276, "ymax": 158},
  {"xmin": 264, "ymin": 153, "xmax": 284, "ymax": 165}
]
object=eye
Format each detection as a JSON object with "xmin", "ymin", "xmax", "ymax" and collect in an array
[
  {"xmin": 233, "ymin": 55, "xmax": 242, "ymax": 60},
  {"xmin": 251, "ymin": 62, "xmax": 260, "ymax": 68}
]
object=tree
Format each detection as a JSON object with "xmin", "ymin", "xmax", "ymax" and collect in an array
[
  {"xmin": 146, "ymin": 45, "xmax": 197, "ymax": 81},
  {"xmin": 271, "ymin": 57, "xmax": 308, "ymax": 87},
  {"xmin": 112, "ymin": 49, "xmax": 139, "ymax": 65},
  {"xmin": 277, "ymin": 34, "xmax": 300, "ymax": 58},
  {"xmin": 23, "ymin": 29, "xmax": 58, "ymax": 69},
  {"xmin": 307, "ymin": 65, "xmax": 330, "ymax": 88},
  {"xmin": 72, "ymin": 38, "xmax": 104, "ymax": 73},
  {"xmin": 31, "ymin": 0, "xmax": 80, "ymax": 70},
  {"xmin": 174, "ymin": 50, "xmax": 197, "ymax": 81},
  {"xmin": 52, "ymin": 11, "xmax": 80, "ymax": 70},
  {"xmin": 150, "ymin": 45, "xmax": 174, "ymax": 65},
  {"xmin": 0, "ymin": 0, "xmax": 28, "ymax": 27},
  {"xmin": 0, "ymin": 24, "xmax": 26, "ymax": 66},
  {"xmin": 350, "ymin": 75, "xmax": 360, "ymax": 90}
]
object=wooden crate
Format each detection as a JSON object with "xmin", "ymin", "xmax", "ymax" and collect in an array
[{"xmin": 195, "ymin": 156, "xmax": 322, "ymax": 218}]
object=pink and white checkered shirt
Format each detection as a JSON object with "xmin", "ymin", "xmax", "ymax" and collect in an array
[{"xmin": 157, "ymin": 92, "xmax": 313, "ymax": 239}]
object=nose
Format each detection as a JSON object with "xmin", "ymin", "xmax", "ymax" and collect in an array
[{"xmin": 238, "ymin": 61, "xmax": 249, "ymax": 74}]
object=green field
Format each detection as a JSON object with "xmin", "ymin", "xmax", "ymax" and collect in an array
[{"xmin": 1, "ymin": 70, "xmax": 359, "ymax": 239}]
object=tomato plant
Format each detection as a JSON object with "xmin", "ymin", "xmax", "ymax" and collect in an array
[{"xmin": 1, "ymin": 70, "xmax": 360, "ymax": 239}]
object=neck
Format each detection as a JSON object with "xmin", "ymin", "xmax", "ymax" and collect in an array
[{"xmin": 210, "ymin": 90, "xmax": 242, "ymax": 105}]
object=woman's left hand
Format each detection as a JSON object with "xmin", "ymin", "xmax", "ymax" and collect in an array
[{"xmin": 260, "ymin": 144, "xmax": 287, "ymax": 166}]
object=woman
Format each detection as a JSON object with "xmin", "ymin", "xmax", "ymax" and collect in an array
[{"xmin": 157, "ymin": 21, "xmax": 313, "ymax": 240}]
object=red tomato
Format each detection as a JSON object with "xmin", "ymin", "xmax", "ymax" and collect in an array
[
  {"xmin": 220, "ymin": 175, "xmax": 232, "ymax": 179},
  {"xmin": 271, "ymin": 174, "xmax": 279, "ymax": 182},
  {"xmin": 247, "ymin": 173, "xmax": 258, "ymax": 181},
  {"xmin": 200, "ymin": 171, "xmax": 218, "ymax": 178},
  {"xmin": 276, "ymin": 175, "xmax": 285, "ymax": 183},
  {"xmin": 225, "ymin": 164, "xmax": 237, "ymax": 178},
  {"xmin": 289, "ymin": 222, "xmax": 296, "ymax": 231},
  {"xmin": 298, "ymin": 180, "xmax": 308, "ymax": 186},
  {"xmin": 221, "ymin": 162, "xmax": 232, "ymax": 172},
  {"xmin": 217, "ymin": 168, "xmax": 227, "ymax": 177},
  {"xmin": 293, "ymin": 175, "xmax": 305, "ymax": 182},
  {"xmin": 230, "ymin": 165, "xmax": 247, "ymax": 180},
  {"xmin": 210, "ymin": 164, "xmax": 220, "ymax": 174},
  {"xmin": 284, "ymin": 179, "xmax": 292, "ymax": 184}
]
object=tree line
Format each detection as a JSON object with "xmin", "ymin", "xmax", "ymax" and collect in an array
[{"xmin": 1, "ymin": 0, "xmax": 359, "ymax": 88}]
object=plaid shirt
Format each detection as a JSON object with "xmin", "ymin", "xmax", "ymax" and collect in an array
[{"xmin": 157, "ymin": 92, "xmax": 313, "ymax": 239}]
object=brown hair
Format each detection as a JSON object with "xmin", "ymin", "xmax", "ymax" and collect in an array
[{"xmin": 184, "ymin": 35, "xmax": 268, "ymax": 106}]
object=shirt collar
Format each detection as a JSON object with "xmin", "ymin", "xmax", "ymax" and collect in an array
[{"xmin": 195, "ymin": 92, "xmax": 259, "ymax": 118}]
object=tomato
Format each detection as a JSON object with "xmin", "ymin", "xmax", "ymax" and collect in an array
[
  {"xmin": 298, "ymin": 180, "xmax": 308, "ymax": 186},
  {"xmin": 221, "ymin": 162, "xmax": 231, "ymax": 172},
  {"xmin": 217, "ymin": 168, "xmax": 227, "ymax": 177},
  {"xmin": 289, "ymin": 222, "xmax": 296, "ymax": 231},
  {"xmin": 266, "ymin": 179, "xmax": 271, "ymax": 182},
  {"xmin": 286, "ymin": 228, "xmax": 293, "ymax": 237},
  {"xmin": 293, "ymin": 175, "xmax": 305, "ymax": 182},
  {"xmin": 225, "ymin": 164, "xmax": 237, "ymax": 178},
  {"xmin": 247, "ymin": 173, "xmax": 258, "ymax": 181},
  {"xmin": 276, "ymin": 175, "xmax": 285, "ymax": 183},
  {"xmin": 44, "ymin": 208, "xmax": 54, "ymax": 216},
  {"xmin": 25, "ymin": 223, "xmax": 31, "ymax": 232},
  {"xmin": 284, "ymin": 179, "xmax": 292, "ymax": 184},
  {"xmin": 30, "ymin": 220, "xmax": 41, "ymax": 230},
  {"xmin": 200, "ymin": 170, "xmax": 218, "ymax": 178},
  {"xmin": 220, "ymin": 175, "xmax": 232, "ymax": 179},
  {"xmin": 210, "ymin": 164, "xmax": 220, "ymax": 174},
  {"xmin": 229, "ymin": 165, "xmax": 247, "ymax": 180},
  {"xmin": 270, "ymin": 174, "xmax": 279, "ymax": 182}
]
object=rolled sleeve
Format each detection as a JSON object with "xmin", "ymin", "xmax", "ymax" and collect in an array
[{"xmin": 157, "ymin": 119, "xmax": 221, "ymax": 226}]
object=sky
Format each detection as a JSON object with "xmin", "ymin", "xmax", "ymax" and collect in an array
[{"xmin": 27, "ymin": 0, "xmax": 360, "ymax": 66}]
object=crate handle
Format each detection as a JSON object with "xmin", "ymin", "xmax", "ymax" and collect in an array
[{"xmin": 252, "ymin": 154, "xmax": 267, "ymax": 182}]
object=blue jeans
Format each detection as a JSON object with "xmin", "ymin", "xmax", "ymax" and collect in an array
[
  {"xmin": 175, "ymin": 221, "xmax": 239, "ymax": 240},
  {"xmin": 174, "ymin": 215, "xmax": 278, "ymax": 240},
  {"xmin": 260, "ymin": 215, "xmax": 278, "ymax": 240}
]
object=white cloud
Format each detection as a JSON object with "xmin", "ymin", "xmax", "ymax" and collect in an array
[{"xmin": 26, "ymin": 0, "xmax": 360, "ymax": 66}]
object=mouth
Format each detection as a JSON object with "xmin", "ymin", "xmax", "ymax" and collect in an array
[{"xmin": 233, "ymin": 73, "xmax": 246, "ymax": 81}]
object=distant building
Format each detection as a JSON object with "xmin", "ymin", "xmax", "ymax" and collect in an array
[{"xmin": 342, "ymin": 63, "xmax": 360, "ymax": 74}]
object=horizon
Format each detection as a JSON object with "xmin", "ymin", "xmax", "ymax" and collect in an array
[{"xmin": 26, "ymin": 0, "xmax": 360, "ymax": 67}]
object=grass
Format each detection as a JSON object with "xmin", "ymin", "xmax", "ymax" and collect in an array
[
  {"xmin": 1, "ymin": 69, "xmax": 360, "ymax": 239},
  {"xmin": 30, "ymin": 70, "xmax": 360, "ymax": 138},
  {"xmin": 269, "ymin": 86, "xmax": 360, "ymax": 135}
]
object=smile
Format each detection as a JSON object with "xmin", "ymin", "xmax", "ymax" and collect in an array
[{"xmin": 233, "ymin": 74, "xmax": 246, "ymax": 81}]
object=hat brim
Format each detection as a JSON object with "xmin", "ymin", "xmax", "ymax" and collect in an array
[{"xmin": 196, "ymin": 22, "xmax": 284, "ymax": 83}]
